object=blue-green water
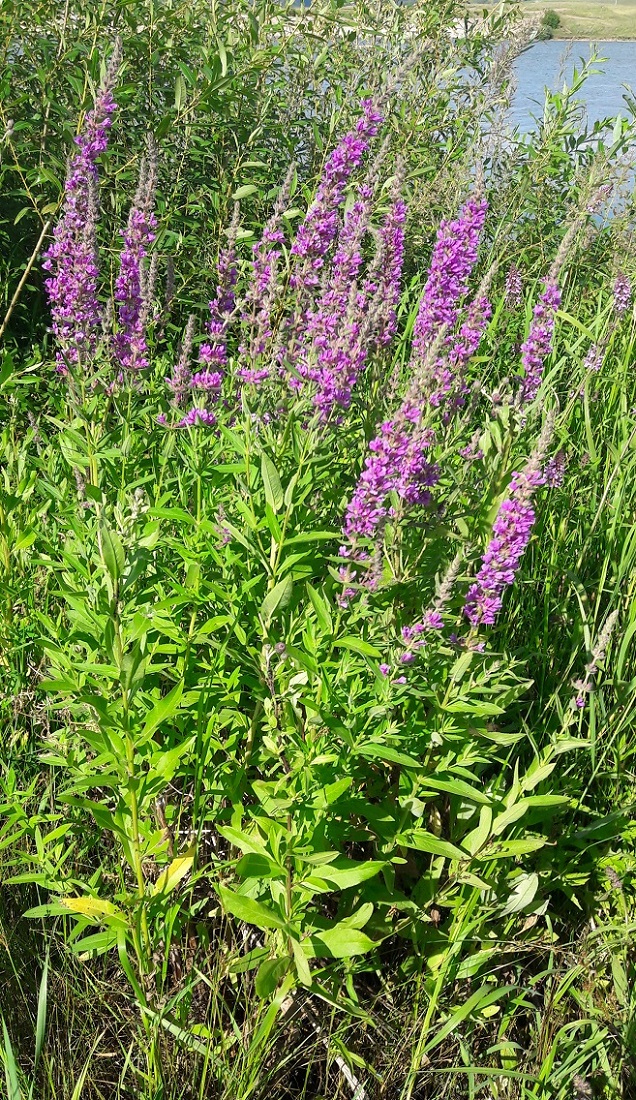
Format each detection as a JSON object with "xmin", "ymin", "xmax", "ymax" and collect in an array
[{"xmin": 512, "ymin": 40, "xmax": 636, "ymax": 131}]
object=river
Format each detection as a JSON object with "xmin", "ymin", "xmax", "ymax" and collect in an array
[{"xmin": 512, "ymin": 39, "xmax": 636, "ymax": 132}]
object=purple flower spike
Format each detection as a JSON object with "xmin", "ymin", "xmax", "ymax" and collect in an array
[
  {"xmin": 464, "ymin": 421, "xmax": 555, "ymax": 627},
  {"xmin": 430, "ymin": 294, "xmax": 492, "ymax": 407},
  {"xmin": 360, "ymin": 168, "xmax": 407, "ymax": 351},
  {"xmin": 412, "ymin": 196, "xmax": 488, "ymax": 361},
  {"xmin": 290, "ymin": 99, "xmax": 383, "ymax": 297},
  {"xmin": 167, "ymin": 315, "xmax": 195, "ymax": 407},
  {"xmin": 240, "ymin": 165, "xmax": 293, "ymax": 366},
  {"xmin": 613, "ymin": 273, "xmax": 631, "ymax": 315},
  {"xmin": 464, "ymin": 481, "xmax": 537, "ymax": 626},
  {"xmin": 303, "ymin": 185, "xmax": 375, "ymax": 414},
  {"xmin": 583, "ymin": 344, "xmax": 603, "ymax": 373},
  {"xmin": 42, "ymin": 40, "xmax": 122, "ymax": 371},
  {"xmin": 505, "ymin": 264, "xmax": 523, "ymax": 308},
  {"xmin": 343, "ymin": 403, "xmax": 438, "ymax": 540},
  {"xmin": 199, "ymin": 209, "xmax": 239, "ymax": 380},
  {"xmin": 519, "ymin": 281, "xmax": 561, "ymax": 403},
  {"xmin": 113, "ymin": 145, "xmax": 158, "ymax": 372}
]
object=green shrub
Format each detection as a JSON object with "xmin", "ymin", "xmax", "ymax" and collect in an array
[{"xmin": 542, "ymin": 8, "xmax": 561, "ymax": 28}]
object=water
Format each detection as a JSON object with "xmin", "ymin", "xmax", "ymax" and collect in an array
[{"xmin": 512, "ymin": 40, "xmax": 636, "ymax": 132}]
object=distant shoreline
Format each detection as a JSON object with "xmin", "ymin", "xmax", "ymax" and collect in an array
[
  {"xmin": 541, "ymin": 36, "xmax": 636, "ymax": 42},
  {"xmin": 465, "ymin": 3, "xmax": 636, "ymax": 43}
]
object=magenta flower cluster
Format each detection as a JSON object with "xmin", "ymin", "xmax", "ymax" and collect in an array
[
  {"xmin": 464, "ymin": 464, "xmax": 545, "ymax": 627},
  {"xmin": 505, "ymin": 264, "xmax": 523, "ymax": 308},
  {"xmin": 519, "ymin": 281, "xmax": 561, "ymax": 403},
  {"xmin": 168, "ymin": 230, "xmax": 237, "ymax": 426},
  {"xmin": 343, "ymin": 403, "xmax": 438, "ymax": 540},
  {"xmin": 411, "ymin": 196, "xmax": 488, "ymax": 402},
  {"xmin": 113, "ymin": 164, "xmax": 157, "ymax": 372},
  {"xmin": 341, "ymin": 196, "xmax": 489, "ymax": 546},
  {"xmin": 42, "ymin": 45, "xmax": 121, "ymax": 370},
  {"xmin": 613, "ymin": 273, "xmax": 631, "ymax": 315},
  {"xmin": 290, "ymin": 99, "xmax": 383, "ymax": 296}
]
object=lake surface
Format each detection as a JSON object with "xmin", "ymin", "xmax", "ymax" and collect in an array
[{"xmin": 512, "ymin": 39, "xmax": 636, "ymax": 131}]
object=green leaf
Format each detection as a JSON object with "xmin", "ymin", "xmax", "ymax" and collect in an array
[
  {"xmin": 1, "ymin": 1016, "xmax": 20, "ymax": 1100},
  {"xmin": 142, "ymin": 681, "xmax": 184, "ymax": 739},
  {"xmin": 34, "ymin": 953, "xmax": 49, "ymax": 1071},
  {"xmin": 305, "ymin": 860, "xmax": 384, "ymax": 891},
  {"xmin": 229, "ymin": 947, "xmax": 269, "ymax": 974},
  {"xmin": 312, "ymin": 925, "xmax": 376, "ymax": 958},
  {"xmin": 218, "ymin": 887, "xmax": 286, "ymax": 930},
  {"xmin": 24, "ymin": 902, "xmax": 73, "ymax": 918},
  {"xmin": 233, "ymin": 184, "xmax": 259, "ymax": 200},
  {"xmin": 307, "ymin": 584, "xmax": 332, "ymax": 635},
  {"xmin": 334, "ymin": 637, "xmax": 382, "ymax": 658},
  {"xmin": 255, "ymin": 956, "xmax": 290, "ymax": 998},
  {"xmin": 236, "ymin": 853, "xmax": 281, "ymax": 879},
  {"xmin": 71, "ymin": 930, "xmax": 119, "ymax": 958},
  {"xmin": 397, "ymin": 831, "xmax": 467, "ymax": 862},
  {"xmin": 217, "ymin": 826, "xmax": 270, "ymax": 858},
  {"xmin": 501, "ymin": 872, "xmax": 539, "ymax": 915},
  {"xmin": 475, "ymin": 838, "xmax": 545, "ymax": 860},
  {"xmin": 260, "ymin": 575, "xmax": 293, "ymax": 624},
  {"xmin": 357, "ymin": 743, "xmax": 421, "ymax": 768},
  {"xmin": 422, "ymin": 776, "xmax": 491, "ymax": 806},
  {"xmin": 291, "ymin": 938, "xmax": 312, "ymax": 986},
  {"xmin": 98, "ymin": 519, "xmax": 125, "ymax": 584},
  {"xmin": 174, "ymin": 73, "xmax": 186, "ymax": 110},
  {"xmin": 260, "ymin": 453, "xmax": 284, "ymax": 513}
]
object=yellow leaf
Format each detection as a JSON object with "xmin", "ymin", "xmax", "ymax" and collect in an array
[
  {"xmin": 152, "ymin": 846, "xmax": 195, "ymax": 897},
  {"xmin": 60, "ymin": 896, "xmax": 126, "ymax": 926}
]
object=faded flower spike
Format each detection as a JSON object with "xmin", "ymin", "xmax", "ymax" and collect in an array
[{"xmin": 519, "ymin": 281, "xmax": 561, "ymax": 403}]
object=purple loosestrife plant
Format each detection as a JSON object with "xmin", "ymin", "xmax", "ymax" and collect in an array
[
  {"xmin": 505, "ymin": 263, "xmax": 523, "ymax": 308},
  {"xmin": 290, "ymin": 99, "xmax": 383, "ymax": 296},
  {"xmin": 239, "ymin": 166, "xmax": 293, "ymax": 372},
  {"xmin": 411, "ymin": 196, "xmax": 487, "ymax": 365},
  {"xmin": 464, "ymin": 481, "xmax": 538, "ymax": 626},
  {"xmin": 298, "ymin": 146, "xmax": 405, "ymax": 416},
  {"xmin": 363, "ymin": 176, "xmax": 407, "ymax": 350},
  {"xmin": 113, "ymin": 144, "xmax": 158, "ymax": 373},
  {"xmin": 572, "ymin": 610, "xmax": 619, "ymax": 708},
  {"xmin": 342, "ymin": 197, "xmax": 488, "ymax": 554},
  {"xmin": 350, "ymin": 160, "xmax": 407, "ymax": 372},
  {"xmin": 284, "ymin": 100, "xmax": 383, "ymax": 380},
  {"xmin": 464, "ymin": 416, "xmax": 554, "ymax": 627},
  {"xmin": 42, "ymin": 40, "xmax": 121, "ymax": 372},
  {"xmin": 432, "ymin": 293, "xmax": 492, "ymax": 409},
  {"xmin": 519, "ymin": 281, "xmax": 562, "ymax": 403},
  {"xmin": 303, "ymin": 179, "xmax": 375, "ymax": 414},
  {"xmin": 198, "ymin": 209, "xmax": 239, "ymax": 378},
  {"xmin": 166, "ymin": 315, "xmax": 196, "ymax": 407},
  {"xmin": 173, "ymin": 211, "xmax": 239, "ymax": 427},
  {"xmin": 613, "ymin": 273, "xmax": 631, "ymax": 315},
  {"xmin": 583, "ymin": 344, "xmax": 603, "ymax": 373},
  {"xmin": 343, "ymin": 403, "xmax": 438, "ymax": 540}
]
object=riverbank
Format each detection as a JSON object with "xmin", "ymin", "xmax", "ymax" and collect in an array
[
  {"xmin": 518, "ymin": 2, "xmax": 636, "ymax": 40},
  {"xmin": 466, "ymin": 3, "xmax": 636, "ymax": 39}
]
